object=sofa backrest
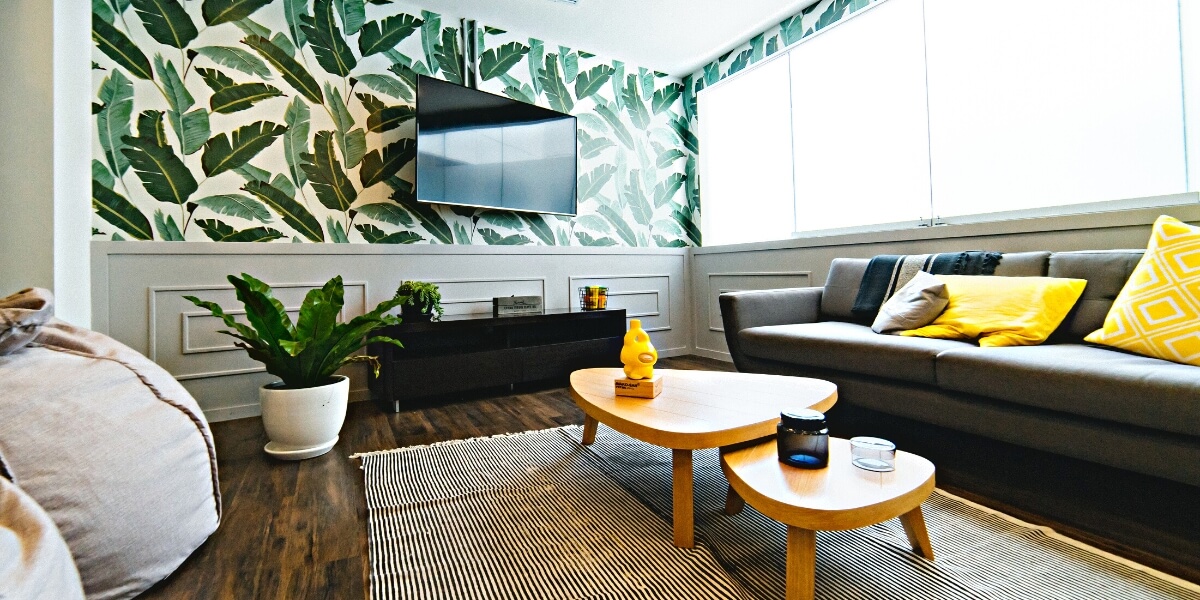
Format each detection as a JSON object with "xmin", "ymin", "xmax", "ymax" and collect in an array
[
  {"xmin": 820, "ymin": 258, "xmax": 869, "ymax": 321},
  {"xmin": 993, "ymin": 251, "xmax": 1054, "ymax": 276},
  {"xmin": 1047, "ymin": 250, "xmax": 1144, "ymax": 342},
  {"xmin": 819, "ymin": 251, "xmax": 1052, "ymax": 322}
]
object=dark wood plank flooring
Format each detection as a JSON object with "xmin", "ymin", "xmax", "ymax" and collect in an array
[{"xmin": 139, "ymin": 356, "xmax": 1197, "ymax": 599}]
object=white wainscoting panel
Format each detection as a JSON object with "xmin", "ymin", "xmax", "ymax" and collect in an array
[
  {"xmin": 568, "ymin": 274, "xmax": 672, "ymax": 333},
  {"xmin": 153, "ymin": 281, "xmax": 366, "ymax": 381},
  {"xmin": 93, "ymin": 243, "xmax": 690, "ymax": 422},
  {"xmin": 431, "ymin": 277, "xmax": 546, "ymax": 316},
  {"xmin": 90, "ymin": 205, "xmax": 1194, "ymax": 418},
  {"xmin": 706, "ymin": 272, "xmax": 811, "ymax": 333}
]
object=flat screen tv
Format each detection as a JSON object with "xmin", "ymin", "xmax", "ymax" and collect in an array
[{"xmin": 416, "ymin": 75, "xmax": 578, "ymax": 216}]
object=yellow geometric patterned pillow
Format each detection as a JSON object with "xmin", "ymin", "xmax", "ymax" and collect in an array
[{"xmin": 1084, "ymin": 215, "xmax": 1200, "ymax": 366}]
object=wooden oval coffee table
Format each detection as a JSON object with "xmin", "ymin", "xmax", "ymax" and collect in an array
[
  {"xmin": 722, "ymin": 437, "xmax": 936, "ymax": 600},
  {"xmin": 569, "ymin": 368, "xmax": 837, "ymax": 548}
]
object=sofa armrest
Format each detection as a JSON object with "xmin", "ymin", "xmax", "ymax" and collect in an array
[{"xmin": 719, "ymin": 287, "xmax": 823, "ymax": 371}]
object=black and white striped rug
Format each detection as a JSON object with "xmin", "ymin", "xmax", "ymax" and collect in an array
[{"xmin": 356, "ymin": 426, "xmax": 1200, "ymax": 600}]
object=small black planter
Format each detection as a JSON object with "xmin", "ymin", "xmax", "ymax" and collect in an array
[{"xmin": 401, "ymin": 303, "xmax": 434, "ymax": 321}]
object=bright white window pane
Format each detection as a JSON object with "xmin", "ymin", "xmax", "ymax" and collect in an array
[
  {"xmin": 790, "ymin": 0, "xmax": 932, "ymax": 234},
  {"xmin": 698, "ymin": 55, "xmax": 795, "ymax": 246},
  {"xmin": 925, "ymin": 0, "xmax": 1186, "ymax": 219},
  {"xmin": 1184, "ymin": 0, "xmax": 1200, "ymax": 190}
]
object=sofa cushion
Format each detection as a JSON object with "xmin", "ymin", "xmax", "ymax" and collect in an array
[
  {"xmin": 820, "ymin": 258, "xmax": 869, "ymax": 322},
  {"xmin": 820, "ymin": 251, "xmax": 1051, "ymax": 323},
  {"xmin": 1083, "ymin": 216, "xmax": 1200, "ymax": 366},
  {"xmin": 739, "ymin": 321, "xmax": 973, "ymax": 385},
  {"xmin": 1047, "ymin": 250, "xmax": 1143, "ymax": 342},
  {"xmin": 936, "ymin": 344, "xmax": 1200, "ymax": 436},
  {"xmin": 871, "ymin": 271, "xmax": 948, "ymax": 333},
  {"xmin": 900, "ymin": 275, "xmax": 1087, "ymax": 347},
  {"xmin": 818, "ymin": 373, "xmax": 1200, "ymax": 487},
  {"xmin": 992, "ymin": 251, "xmax": 1052, "ymax": 276}
]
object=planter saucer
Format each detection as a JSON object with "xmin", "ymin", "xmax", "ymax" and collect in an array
[{"xmin": 264, "ymin": 436, "xmax": 338, "ymax": 461}]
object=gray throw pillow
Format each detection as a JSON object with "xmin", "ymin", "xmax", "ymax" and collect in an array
[{"xmin": 871, "ymin": 271, "xmax": 949, "ymax": 334}]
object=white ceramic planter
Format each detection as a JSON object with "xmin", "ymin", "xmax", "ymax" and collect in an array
[{"xmin": 259, "ymin": 375, "xmax": 349, "ymax": 460}]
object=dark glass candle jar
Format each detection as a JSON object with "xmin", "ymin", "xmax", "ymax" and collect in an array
[{"xmin": 777, "ymin": 409, "xmax": 829, "ymax": 469}]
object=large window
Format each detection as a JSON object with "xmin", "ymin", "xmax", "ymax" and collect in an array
[
  {"xmin": 924, "ymin": 0, "xmax": 1185, "ymax": 219},
  {"xmin": 698, "ymin": 56, "xmax": 795, "ymax": 246},
  {"xmin": 789, "ymin": 0, "xmax": 930, "ymax": 233},
  {"xmin": 699, "ymin": 0, "xmax": 1198, "ymax": 245}
]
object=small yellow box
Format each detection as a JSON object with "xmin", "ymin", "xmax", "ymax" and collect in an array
[{"xmin": 614, "ymin": 374, "xmax": 664, "ymax": 398}]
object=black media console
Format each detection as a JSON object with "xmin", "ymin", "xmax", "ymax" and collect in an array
[{"xmin": 369, "ymin": 308, "xmax": 626, "ymax": 412}]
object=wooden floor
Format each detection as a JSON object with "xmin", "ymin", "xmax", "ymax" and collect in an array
[
  {"xmin": 140, "ymin": 356, "xmax": 1196, "ymax": 599},
  {"xmin": 140, "ymin": 356, "xmax": 719, "ymax": 599}
]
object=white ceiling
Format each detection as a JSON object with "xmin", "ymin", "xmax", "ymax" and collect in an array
[{"xmin": 395, "ymin": 0, "xmax": 818, "ymax": 78}]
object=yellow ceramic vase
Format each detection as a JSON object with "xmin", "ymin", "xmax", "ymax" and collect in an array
[{"xmin": 620, "ymin": 319, "xmax": 658, "ymax": 380}]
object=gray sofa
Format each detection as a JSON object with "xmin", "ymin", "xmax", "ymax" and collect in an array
[{"xmin": 719, "ymin": 250, "xmax": 1200, "ymax": 489}]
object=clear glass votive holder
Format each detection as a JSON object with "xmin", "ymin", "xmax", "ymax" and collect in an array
[{"xmin": 850, "ymin": 436, "xmax": 896, "ymax": 472}]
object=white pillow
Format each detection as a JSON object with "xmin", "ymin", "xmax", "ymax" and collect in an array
[{"xmin": 871, "ymin": 270, "xmax": 949, "ymax": 334}]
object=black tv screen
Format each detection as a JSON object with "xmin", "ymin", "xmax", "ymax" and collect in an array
[{"xmin": 416, "ymin": 75, "xmax": 578, "ymax": 216}]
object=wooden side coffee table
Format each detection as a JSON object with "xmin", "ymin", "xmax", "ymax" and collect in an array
[
  {"xmin": 722, "ymin": 437, "xmax": 935, "ymax": 600},
  {"xmin": 569, "ymin": 368, "xmax": 837, "ymax": 548}
]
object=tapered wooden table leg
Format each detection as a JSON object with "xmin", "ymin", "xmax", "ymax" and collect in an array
[
  {"xmin": 672, "ymin": 449, "xmax": 694, "ymax": 548},
  {"xmin": 581, "ymin": 415, "xmax": 598, "ymax": 446},
  {"xmin": 787, "ymin": 526, "xmax": 816, "ymax": 600},
  {"xmin": 724, "ymin": 484, "xmax": 745, "ymax": 516},
  {"xmin": 900, "ymin": 506, "xmax": 935, "ymax": 560},
  {"xmin": 568, "ymin": 368, "xmax": 839, "ymax": 552}
]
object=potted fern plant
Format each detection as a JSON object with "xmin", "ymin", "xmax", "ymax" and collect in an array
[
  {"xmin": 185, "ymin": 274, "xmax": 404, "ymax": 460},
  {"xmin": 395, "ymin": 280, "xmax": 444, "ymax": 321}
]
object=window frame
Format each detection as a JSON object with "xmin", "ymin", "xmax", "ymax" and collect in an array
[{"xmin": 695, "ymin": 0, "xmax": 1199, "ymax": 248}]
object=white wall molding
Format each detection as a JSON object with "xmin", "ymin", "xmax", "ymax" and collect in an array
[
  {"xmin": 692, "ymin": 199, "xmax": 1200, "ymax": 256},
  {"xmin": 692, "ymin": 346, "xmax": 733, "ymax": 363},
  {"xmin": 146, "ymin": 281, "xmax": 368, "ymax": 383},
  {"xmin": 693, "ymin": 271, "xmax": 810, "ymax": 360},
  {"xmin": 567, "ymin": 274, "xmax": 673, "ymax": 332},
  {"xmin": 425, "ymin": 276, "xmax": 547, "ymax": 316},
  {"xmin": 94, "ymin": 243, "xmax": 689, "ymax": 421},
  {"xmin": 706, "ymin": 271, "xmax": 812, "ymax": 333},
  {"xmin": 607, "ymin": 290, "xmax": 662, "ymax": 319},
  {"xmin": 92, "ymin": 204, "xmax": 1197, "ymax": 421},
  {"xmin": 207, "ymin": 386, "xmax": 374, "ymax": 423},
  {"xmin": 91, "ymin": 240, "xmax": 689, "ymax": 257},
  {"xmin": 150, "ymin": 280, "xmax": 367, "ymax": 363},
  {"xmin": 175, "ymin": 366, "xmax": 267, "ymax": 383}
]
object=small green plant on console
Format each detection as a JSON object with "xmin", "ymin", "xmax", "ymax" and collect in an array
[
  {"xmin": 184, "ymin": 274, "xmax": 404, "ymax": 389},
  {"xmin": 395, "ymin": 280, "xmax": 444, "ymax": 320}
]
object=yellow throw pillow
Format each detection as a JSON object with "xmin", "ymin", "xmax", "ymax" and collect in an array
[
  {"xmin": 1083, "ymin": 216, "xmax": 1200, "ymax": 366},
  {"xmin": 900, "ymin": 275, "xmax": 1087, "ymax": 347}
]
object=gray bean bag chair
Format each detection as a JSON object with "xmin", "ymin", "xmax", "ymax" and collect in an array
[{"xmin": 0, "ymin": 288, "xmax": 220, "ymax": 599}]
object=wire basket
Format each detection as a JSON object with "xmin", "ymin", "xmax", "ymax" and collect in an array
[{"xmin": 578, "ymin": 286, "xmax": 608, "ymax": 310}]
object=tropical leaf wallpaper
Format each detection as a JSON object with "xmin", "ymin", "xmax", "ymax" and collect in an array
[
  {"xmin": 91, "ymin": 0, "xmax": 697, "ymax": 246},
  {"xmin": 472, "ymin": 28, "xmax": 697, "ymax": 248}
]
